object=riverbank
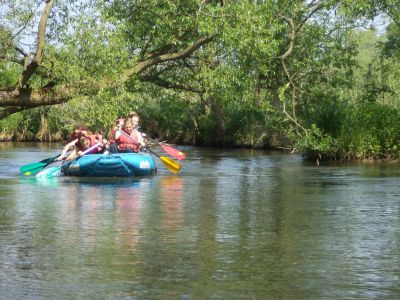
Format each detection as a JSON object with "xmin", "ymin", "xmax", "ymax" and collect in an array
[
  {"xmin": 2, "ymin": 139, "xmax": 400, "ymax": 164},
  {"xmin": 0, "ymin": 131, "xmax": 63, "ymax": 142}
]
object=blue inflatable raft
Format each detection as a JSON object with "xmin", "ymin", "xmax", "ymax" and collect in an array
[{"xmin": 61, "ymin": 153, "xmax": 157, "ymax": 177}]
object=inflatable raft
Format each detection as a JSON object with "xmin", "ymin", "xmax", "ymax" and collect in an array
[{"xmin": 61, "ymin": 153, "xmax": 157, "ymax": 177}]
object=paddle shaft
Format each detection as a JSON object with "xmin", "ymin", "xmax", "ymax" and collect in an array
[
  {"xmin": 21, "ymin": 154, "xmax": 61, "ymax": 175},
  {"xmin": 118, "ymin": 130, "xmax": 181, "ymax": 173},
  {"xmin": 64, "ymin": 142, "xmax": 102, "ymax": 164},
  {"xmin": 144, "ymin": 145, "xmax": 161, "ymax": 158},
  {"xmin": 144, "ymin": 135, "xmax": 186, "ymax": 160},
  {"xmin": 38, "ymin": 142, "xmax": 102, "ymax": 177}
]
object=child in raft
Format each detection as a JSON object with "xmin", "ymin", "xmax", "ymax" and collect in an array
[
  {"xmin": 110, "ymin": 114, "xmax": 146, "ymax": 153},
  {"xmin": 58, "ymin": 131, "xmax": 107, "ymax": 161}
]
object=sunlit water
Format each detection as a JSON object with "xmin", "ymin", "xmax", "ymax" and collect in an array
[{"xmin": 1, "ymin": 142, "xmax": 400, "ymax": 299}]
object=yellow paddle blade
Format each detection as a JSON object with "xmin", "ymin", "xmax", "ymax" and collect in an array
[{"xmin": 160, "ymin": 156, "xmax": 181, "ymax": 173}]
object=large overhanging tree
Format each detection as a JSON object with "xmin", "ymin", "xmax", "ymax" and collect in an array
[
  {"xmin": 0, "ymin": 0, "xmax": 216, "ymax": 119},
  {"xmin": 1, "ymin": 0, "xmax": 397, "ymax": 140},
  {"xmin": 0, "ymin": 0, "xmax": 338, "ymax": 120}
]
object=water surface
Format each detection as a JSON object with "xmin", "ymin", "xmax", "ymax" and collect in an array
[{"xmin": 1, "ymin": 142, "xmax": 400, "ymax": 299}]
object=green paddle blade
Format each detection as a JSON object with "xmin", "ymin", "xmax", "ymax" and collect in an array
[
  {"xmin": 35, "ymin": 143, "xmax": 101, "ymax": 178},
  {"xmin": 24, "ymin": 165, "xmax": 49, "ymax": 176},
  {"xmin": 20, "ymin": 162, "xmax": 47, "ymax": 175},
  {"xmin": 20, "ymin": 154, "xmax": 60, "ymax": 175}
]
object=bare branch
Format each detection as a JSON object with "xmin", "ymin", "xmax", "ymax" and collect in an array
[
  {"xmin": 14, "ymin": 44, "xmax": 28, "ymax": 57},
  {"xmin": 299, "ymin": 1, "xmax": 328, "ymax": 31},
  {"xmin": 279, "ymin": 16, "xmax": 295, "ymax": 59},
  {"xmin": 281, "ymin": 59, "xmax": 307, "ymax": 135},
  {"xmin": 12, "ymin": 1, "xmax": 41, "ymax": 40},
  {"xmin": 17, "ymin": 0, "xmax": 54, "ymax": 89},
  {"xmin": 121, "ymin": 35, "xmax": 214, "ymax": 81}
]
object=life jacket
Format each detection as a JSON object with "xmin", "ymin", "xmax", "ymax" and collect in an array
[
  {"xmin": 85, "ymin": 134, "xmax": 101, "ymax": 154},
  {"xmin": 117, "ymin": 129, "xmax": 140, "ymax": 152}
]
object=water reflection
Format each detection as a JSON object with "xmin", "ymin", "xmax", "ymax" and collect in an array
[
  {"xmin": 1, "ymin": 144, "xmax": 400, "ymax": 298},
  {"xmin": 20, "ymin": 175, "xmax": 60, "ymax": 187},
  {"xmin": 114, "ymin": 181, "xmax": 142, "ymax": 253},
  {"xmin": 160, "ymin": 177, "xmax": 184, "ymax": 229}
]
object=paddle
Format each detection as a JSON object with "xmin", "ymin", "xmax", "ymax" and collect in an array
[
  {"xmin": 145, "ymin": 146, "xmax": 182, "ymax": 174},
  {"xmin": 118, "ymin": 130, "xmax": 182, "ymax": 173},
  {"xmin": 20, "ymin": 154, "xmax": 61, "ymax": 176},
  {"xmin": 36, "ymin": 142, "xmax": 102, "ymax": 177},
  {"xmin": 144, "ymin": 135, "xmax": 186, "ymax": 160}
]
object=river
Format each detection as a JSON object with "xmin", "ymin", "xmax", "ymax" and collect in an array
[{"xmin": 1, "ymin": 142, "xmax": 400, "ymax": 299}]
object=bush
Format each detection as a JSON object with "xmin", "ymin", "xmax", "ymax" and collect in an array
[{"xmin": 338, "ymin": 103, "xmax": 400, "ymax": 159}]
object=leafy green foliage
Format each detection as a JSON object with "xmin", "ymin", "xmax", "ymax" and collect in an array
[
  {"xmin": 338, "ymin": 103, "xmax": 400, "ymax": 159},
  {"xmin": 380, "ymin": 23, "xmax": 400, "ymax": 59},
  {"xmin": 0, "ymin": 62, "xmax": 20, "ymax": 87},
  {"xmin": 1, "ymin": 0, "xmax": 400, "ymax": 162},
  {"xmin": 296, "ymin": 124, "xmax": 336, "ymax": 159}
]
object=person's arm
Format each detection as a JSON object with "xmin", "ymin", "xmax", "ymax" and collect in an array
[
  {"xmin": 137, "ymin": 131, "xmax": 145, "ymax": 147},
  {"xmin": 115, "ymin": 130, "xmax": 121, "ymax": 140},
  {"xmin": 58, "ymin": 139, "xmax": 78, "ymax": 160}
]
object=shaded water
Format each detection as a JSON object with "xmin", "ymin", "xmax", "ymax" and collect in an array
[{"xmin": 1, "ymin": 142, "xmax": 400, "ymax": 299}]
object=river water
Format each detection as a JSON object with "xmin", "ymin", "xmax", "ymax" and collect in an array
[{"xmin": 0, "ymin": 142, "xmax": 400, "ymax": 299}]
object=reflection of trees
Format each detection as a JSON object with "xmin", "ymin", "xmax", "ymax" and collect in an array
[
  {"xmin": 0, "ymin": 179, "xmax": 18, "ymax": 239},
  {"xmin": 203, "ymin": 156, "xmax": 295, "ymax": 295},
  {"xmin": 125, "ymin": 175, "xmax": 188, "ymax": 294},
  {"xmin": 257, "ymin": 164, "xmax": 326, "ymax": 297},
  {"xmin": 194, "ymin": 176, "xmax": 218, "ymax": 294}
]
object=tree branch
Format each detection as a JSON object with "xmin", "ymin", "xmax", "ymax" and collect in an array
[
  {"xmin": 0, "ymin": 86, "xmax": 72, "ymax": 108},
  {"xmin": 278, "ymin": 15, "xmax": 307, "ymax": 136},
  {"xmin": 300, "ymin": 1, "xmax": 327, "ymax": 31},
  {"xmin": 17, "ymin": 0, "xmax": 54, "ymax": 89},
  {"xmin": 121, "ymin": 35, "xmax": 214, "ymax": 81},
  {"xmin": 279, "ymin": 16, "xmax": 295, "ymax": 59}
]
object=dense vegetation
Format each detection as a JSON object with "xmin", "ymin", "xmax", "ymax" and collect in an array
[{"xmin": 1, "ymin": 0, "xmax": 399, "ymax": 161}]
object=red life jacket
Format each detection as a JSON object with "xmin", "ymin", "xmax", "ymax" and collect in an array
[
  {"xmin": 85, "ymin": 135, "xmax": 100, "ymax": 154},
  {"xmin": 117, "ymin": 130, "xmax": 140, "ymax": 152},
  {"xmin": 75, "ymin": 134, "xmax": 100, "ymax": 153}
]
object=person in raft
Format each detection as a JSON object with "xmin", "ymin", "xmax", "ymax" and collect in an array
[
  {"xmin": 58, "ymin": 131, "xmax": 107, "ymax": 161},
  {"xmin": 110, "ymin": 114, "xmax": 145, "ymax": 153},
  {"xmin": 108, "ymin": 117, "xmax": 125, "ymax": 152},
  {"xmin": 67, "ymin": 126, "xmax": 89, "ymax": 143}
]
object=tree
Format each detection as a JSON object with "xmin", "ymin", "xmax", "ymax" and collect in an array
[
  {"xmin": 1, "ymin": 0, "xmax": 399, "ymax": 157},
  {"xmin": 0, "ymin": 0, "xmax": 215, "ymax": 119}
]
